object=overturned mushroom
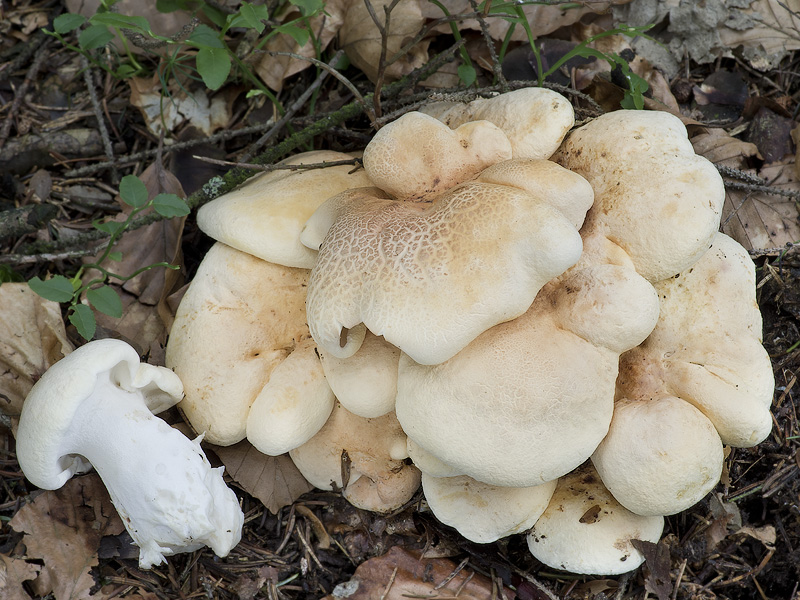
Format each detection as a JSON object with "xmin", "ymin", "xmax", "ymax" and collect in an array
[{"xmin": 16, "ymin": 339, "xmax": 244, "ymax": 569}]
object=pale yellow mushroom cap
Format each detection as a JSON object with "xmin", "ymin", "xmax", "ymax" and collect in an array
[
  {"xmin": 421, "ymin": 87, "xmax": 575, "ymax": 160},
  {"xmin": 527, "ymin": 464, "xmax": 664, "ymax": 575},
  {"xmin": 304, "ymin": 177, "xmax": 587, "ymax": 365},
  {"xmin": 617, "ymin": 233, "xmax": 774, "ymax": 447},
  {"xmin": 591, "ymin": 396, "xmax": 724, "ymax": 517},
  {"xmin": 246, "ymin": 337, "xmax": 335, "ymax": 456},
  {"xmin": 289, "ymin": 402, "xmax": 421, "ymax": 513},
  {"xmin": 361, "ymin": 111, "xmax": 512, "ymax": 200},
  {"xmin": 165, "ymin": 243, "xmax": 310, "ymax": 446},
  {"xmin": 555, "ymin": 110, "xmax": 725, "ymax": 282},
  {"xmin": 396, "ymin": 262, "xmax": 659, "ymax": 487},
  {"xmin": 197, "ymin": 150, "xmax": 372, "ymax": 268},
  {"xmin": 318, "ymin": 331, "xmax": 400, "ymax": 418},
  {"xmin": 423, "ymin": 473, "xmax": 557, "ymax": 544}
]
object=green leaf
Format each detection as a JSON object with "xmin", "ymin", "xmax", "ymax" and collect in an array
[
  {"xmin": 290, "ymin": 0, "xmax": 324, "ymax": 16},
  {"xmin": 114, "ymin": 63, "xmax": 138, "ymax": 78},
  {"xmin": 188, "ymin": 24, "xmax": 226, "ymax": 49},
  {"xmin": 276, "ymin": 23, "xmax": 309, "ymax": 47},
  {"xmin": 69, "ymin": 304, "xmax": 97, "ymax": 340},
  {"xmin": 196, "ymin": 47, "xmax": 231, "ymax": 90},
  {"xmin": 54, "ymin": 13, "xmax": 87, "ymax": 34},
  {"xmin": 200, "ymin": 3, "xmax": 227, "ymax": 27},
  {"xmin": 90, "ymin": 12, "xmax": 153, "ymax": 36},
  {"xmin": 79, "ymin": 24, "xmax": 114, "ymax": 49},
  {"xmin": 152, "ymin": 193, "xmax": 190, "ymax": 217},
  {"xmin": 93, "ymin": 219, "xmax": 126, "ymax": 235},
  {"xmin": 119, "ymin": 174, "xmax": 149, "ymax": 208},
  {"xmin": 107, "ymin": 251, "xmax": 123, "ymax": 262},
  {"xmin": 28, "ymin": 275, "xmax": 75, "ymax": 303},
  {"xmin": 87, "ymin": 285, "xmax": 123, "ymax": 318},
  {"xmin": 238, "ymin": 2, "xmax": 268, "ymax": 33},
  {"xmin": 457, "ymin": 64, "xmax": 477, "ymax": 87},
  {"xmin": 157, "ymin": 0, "xmax": 192, "ymax": 12}
]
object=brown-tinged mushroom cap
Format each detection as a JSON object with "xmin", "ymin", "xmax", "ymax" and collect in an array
[
  {"xmin": 289, "ymin": 401, "xmax": 421, "ymax": 513},
  {"xmin": 422, "ymin": 473, "xmax": 557, "ymax": 544},
  {"xmin": 197, "ymin": 150, "xmax": 372, "ymax": 269},
  {"xmin": 396, "ymin": 262, "xmax": 660, "ymax": 487},
  {"xmin": 246, "ymin": 337, "xmax": 335, "ymax": 455},
  {"xmin": 165, "ymin": 242, "xmax": 310, "ymax": 445},
  {"xmin": 527, "ymin": 464, "xmax": 664, "ymax": 575},
  {"xmin": 303, "ymin": 177, "xmax": 587, "ymax": 365},
  {"xmin": 616, "ymin": 232, "xmax": 774, "ymax": 447},
  {"xmin": 361, "ymin": 111, "xmax": 512, "ymax": 200},
  {"xmin": 318, "ymin": 331, "xmax": 401, "ymax": 418},
  {"xmin": 554, "ymin": 110, "xmax": 725, "ymax": 283},
  {"xmin": 591, "ymin": 396, "xmax": 724, "ymax": 517},
  {"xmin": 421, "ymin": 87, "xmax": 575, "ymax": 160}
]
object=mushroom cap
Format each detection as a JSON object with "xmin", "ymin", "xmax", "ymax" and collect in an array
[
  {"xmin": 304, "ymin": 178, "xmax": 587, "ymax": 365},
  {"xmin": 16, "ymin": 338, "xmax": 183, "ymax": 490},
  {"xmin": 591, "ymin": 396, "xmax": 724, "ymax": 516},
  {"xmin": 362, "ymin": 112, "xmax": 512, "ymax": 200},
  {"xmin": 527, "ymin": 464, "xmax": 664, "ymax": 575},
  {"xmin": 423, "ymin": 473, "xmax": 557, "ymax": 544},
  {"xmin": 555, "ymin": 110, "xmax": 725, "ymax": 282},
  {"xmin": 197, "ymin": 150, "xmax": 372, "ymax": 268},
  {"xmin": 617, "ymin": 233, "xmax": 774, "ymax": 447},
  {"xmin": 396, "ymin": 262, "xmax": 659, "ymax": 487},
  {"xmin": 289, "ymin": 401, "xmax": 421, "ymax": 513},
  {"xmin": 421, "ymin": 87, "xmax": 575, "ymax": 160},
  {"xmin": 318, "ymin": 331, "xmax": 401, "ymax": 418},
  {"xmin": 246, "ymin": 337, "xmax": 335, "ymax": 455},
  {"xmin": 407, "ymin": 438, "xmax": 463, "ymax": 478},
  {"xmin": 165, "ymin": 242, "xmax": 310, "ymax": 445}
]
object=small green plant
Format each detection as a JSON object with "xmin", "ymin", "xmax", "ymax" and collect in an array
[
  {"xmin": 484, "ymin": 1, "xmax": 654, "ymax": 109},
  {"xmin": 45, "ymin": 0, "xmax": 324, "ymax": 97},
  {"xmin": 28, "ymin": 175, "xmax": 190, "ymax": 341}
]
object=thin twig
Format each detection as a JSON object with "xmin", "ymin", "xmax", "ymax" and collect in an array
[
  {"xmin": 0, "ymin": 247, "xmax": 99, "ymax": 265},
  {"xmin": 724, "ymin": 179, "xmax": 800, "ymax": 199},
  {"xmin": 0, "ymin": 38, "xmax": 52, "ymax": 150},
  {"xmin": 80, "ymin": 55, "xmax": 118, "ymax": 182},
  {"xmin": 468, "ymin": 0, "xmax": 507, "ymax": 90},
  {"xmin": 192, "ymin": 156, "xmax": 360, "ymax": 173},
  {"xmin": 240, "ymin": 49, "xmax": 351, "ymax": 161}
]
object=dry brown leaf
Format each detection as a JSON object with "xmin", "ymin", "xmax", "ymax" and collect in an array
[
  {"xmin": 0, "ymin": 552, "xmax": 41, "ymax": 600},
  {"xmin": 128, "ymin": 76, "xmax": 234, "ymax": 138},
  {"xmin": 339, "ymin": 0, "xmax": 429, "ymax": 83},
  {"xmin": 422, "ymin": 0, "xmax": 626, "ymax": 41},
  {"xmin": 737, "ymin": 524, "xmax": 777, "ymax": 546},
  {"xmin": 9, "ymin": 474, "xmax": 125, "ymax": 600},
  {"xmin": 85, "ymin": 161, "xmax": 186, "ymax": 352},
  {"xmin": 324, "ymin": 546, "xmax": 514, "ymax": 600},
  {"xmin": 255, "ymin": 0, "xmax": 345, "ymax": 92},
  {"xmin": 211, "ymin": 441, "xmax": 313, "ymax": 514},
  {"xmin": 0, "ymin": 283, "xmax": 73, "ymax": 418},
  {"xmin": 691, "ymin": 128, "xmax": 800, "ymax": 250}
]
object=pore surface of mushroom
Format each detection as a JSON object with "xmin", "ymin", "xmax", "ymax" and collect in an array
[
  {"xmin": 16, "ymin": 339, "xmax": 244, "ymax": 569},
  {"xmin": 304, "ymin": 165, "xmax": 590, "ymax": 365}
]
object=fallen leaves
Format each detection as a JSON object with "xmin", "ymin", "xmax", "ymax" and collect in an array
[
  {"xmin": 212, "ymin": 441, "xmax": 314, "ymax": 515},
  {"xmin": 323, "ymin": 546, "xmax": 514, "ymax": 600},
  {"xmin": 0, "ymin": 283, "xmax": 73, "ymax": 419},
  {"xmin": 7, "ymin": 474, "xmax": 125, "ymax": 600}
]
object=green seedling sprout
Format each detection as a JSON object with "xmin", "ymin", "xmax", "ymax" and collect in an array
[{"xmin": 28, "ymin": 175, "xmax": 190, "ymax": 341}]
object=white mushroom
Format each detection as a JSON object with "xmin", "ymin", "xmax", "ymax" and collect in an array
[{"xmin": 15, "ymin": 339, "xmax": 244, "ymax": 569}]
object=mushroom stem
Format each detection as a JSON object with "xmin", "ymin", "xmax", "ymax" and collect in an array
[{"xmin": 68, "ymin": 376, "xmax": 243, "ymax": 568}]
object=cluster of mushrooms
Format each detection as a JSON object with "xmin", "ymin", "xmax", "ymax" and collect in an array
[{"xmin": 16, "ymin": 88, "xmax": 774, "ymax": 574}]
